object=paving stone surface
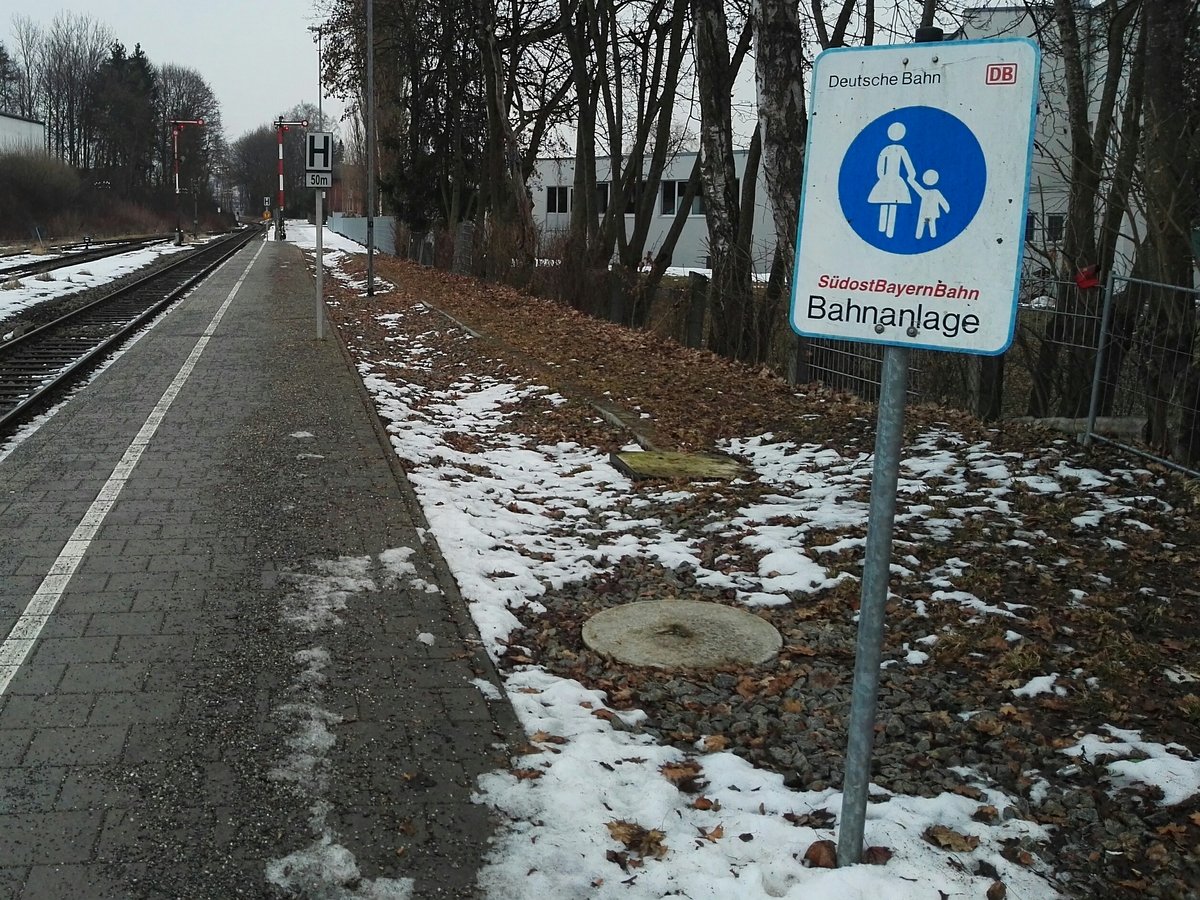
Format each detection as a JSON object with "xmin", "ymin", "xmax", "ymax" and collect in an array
[{"xmin": 0, "ymin": 238, "xmax": 518, "ymax": 899}]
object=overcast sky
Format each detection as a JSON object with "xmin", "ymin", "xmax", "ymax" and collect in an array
[{"xmin": 3, "ymin": 0, "xmax": 347, "ymax": 140}]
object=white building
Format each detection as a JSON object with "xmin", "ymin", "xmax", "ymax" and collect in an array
[
  {"xmin": 529, "ymin": 150, "xmax": 777, "ymax": 274},
  {"xmin": 956, "ymin": 5, "xmax": 1147, "ymax": 276},
  {"xmin": 0, "ymin": 112, "xmax": 45, "ymax": 154},
  {"xmin": 531, "ymin": 12, "xmax": 1124, "ymax": 279}
]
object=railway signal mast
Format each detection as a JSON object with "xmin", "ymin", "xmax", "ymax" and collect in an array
[
  {"xmin": 273, "ymin": 117, "xmax": 309, "ymax": 240},
  {"xmin": 169, "ymin": 118, "xmax": 205, "ymax": 245}
]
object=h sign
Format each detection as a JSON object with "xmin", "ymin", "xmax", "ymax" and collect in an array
[{"xmin": 306, "ymin": 132, "xmax": 333, "ymax": 173}]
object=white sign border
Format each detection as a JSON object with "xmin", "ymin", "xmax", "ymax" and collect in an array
[{"xmin": 789, "ymin": 37, "xmax": 1041, "ymax": 356}]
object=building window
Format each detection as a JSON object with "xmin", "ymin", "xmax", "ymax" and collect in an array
[
  {"xmin": 1047, "ymin": 214, "xmax": 1064, "ymax": 242},
  {"xmin": 1025, "ymin": 212, "xmax": 1036, "ymax": 242},
  {"xmin": 661, "ymin": 181, "xmax": 705, "ymax": 216},
  {"xmin": 596, "ymin": 182, "xmax": 609, "ymax": 214},
  {"xmin": 661, "ymin": 181, "xmax": 677, "ymax": 216},
  {"xmin": 546, "ymin": 186, "xmax": 569, "ymax": 214}
]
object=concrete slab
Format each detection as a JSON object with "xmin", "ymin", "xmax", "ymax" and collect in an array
[
  {"xmin": 610, "ymin": 449, "xmax": 745, "ymax": 481},
  {"xmin": 582, "ymin": 599, "xmax": 782, "ymax": 668}
]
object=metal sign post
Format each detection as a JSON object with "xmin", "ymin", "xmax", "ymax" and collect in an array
[
  {"xmin": 786, "ymin": 31, "xmax": 1039, "ymax": 867},
  {"xmin": 306, "ymin": 132, "xmax": 334, "ymax": 341},
  {"xmin": 315, "ymin": 188, "xmax": 324, "ymax": 340}
]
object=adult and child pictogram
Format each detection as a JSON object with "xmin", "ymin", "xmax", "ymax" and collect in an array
[{"xmin": 839, "ymin": 105, "xmax": 986, "ymax": 256}]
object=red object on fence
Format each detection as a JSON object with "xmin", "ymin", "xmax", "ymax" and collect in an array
[{"xmin": 1075, "ymin": 265, "xmax": 1101, "ymax": 290}]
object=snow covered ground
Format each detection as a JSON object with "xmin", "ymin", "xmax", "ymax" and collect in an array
[
  {"xmin": 6, "ymin": 224, "xmax": 1192, "ymax": 898},
  {"xmin": 288, "ymin": 225, "xmax": 1199, "ymax": 898},
  {"xmin": 0, "ymin": 240, "xmax": 192, "ymax": 328}
]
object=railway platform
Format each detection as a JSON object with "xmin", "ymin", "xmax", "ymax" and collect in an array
[{"xmin": 0, "ymin": 237, "xmax": 517, "ymax": 898}]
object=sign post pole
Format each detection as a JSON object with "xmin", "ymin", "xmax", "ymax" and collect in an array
[
  {"xmin": 836, "ymin": 344, "xmax": 908, "ymax": 866},
  {"xmin": 315, "ymin": 188, "xmax": 325, "ymax": 340},
  {"xmin": 305, "ymin": 130, "xmax": 334, "ymax": 341},
  {"xmin": 782, "ymin": 29, "xmax": 1039, "ymax": 868}
]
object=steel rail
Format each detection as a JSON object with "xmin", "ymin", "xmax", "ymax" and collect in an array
[
  {"xmin": 0, "ymin": 237, "xmax": 173, "ymax": 280},
  {"xmin": 0, "ymin": 227, "xmax": 262, "ymax": 437}
]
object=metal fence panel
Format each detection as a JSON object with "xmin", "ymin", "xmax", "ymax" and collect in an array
[{"xmin": 1085, "ymin": 275, "xmax": 1200, "ymax": 476}]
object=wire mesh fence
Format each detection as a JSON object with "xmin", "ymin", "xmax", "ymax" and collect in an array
[
  {"xmin": 1084, "ymin": 276, "xmax": 1200, "ymax": 476},
  {"xmin": 423, "ymin": 226, "xmax": 1200, "ymax": 473}
]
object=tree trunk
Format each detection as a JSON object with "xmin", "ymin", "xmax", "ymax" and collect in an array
[
  {"xmin": 1139, "ymin": 0, "xmax": 1197, "ymax": 455},
  {"xmin": 753, "ymin": 0, "xmax": 809, "ymax": 377},
  {"xmin": 1028, "ymin": 0, "xmax": 1141, "ymax": 417},
  {"xmin": 692, "ymin": 0, "xmax": 752, "ymax": 361},
  {"xmin": 476, "ymin": 10, "xmax": 536, "ymax": 282}
]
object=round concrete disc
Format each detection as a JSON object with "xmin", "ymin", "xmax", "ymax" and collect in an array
[{"xmin": 581, "ymin": 600, "xmax": 782, "ymax": 669}]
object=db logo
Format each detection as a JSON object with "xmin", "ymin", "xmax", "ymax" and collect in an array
[{"xmin": 986, "ymin": 63, "xmax": 1018, "ymax": 85}]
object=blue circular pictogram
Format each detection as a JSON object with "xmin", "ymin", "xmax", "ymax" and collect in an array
[{"xmin": 838, "ymin": 106, "xmax": 986, "ymax": 255}]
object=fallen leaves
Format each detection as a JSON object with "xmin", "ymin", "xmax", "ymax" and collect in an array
[
  {"xmin": 803, "ymin": 839, "xmax": 837, "ymax": 868},
  {"xmin": 606, "ymin": 820, "xmax": 668, "ymax": 863},
  {"xmin": 923, "ymin": 825, "xmax": 980, "ymax": 853},
  {"xmin": 862, "ymin": 845, "xmax": 894, "ymax": 865},
  {"xmin": 660, "ymin": 759, "xmax": 706, "ymax": 793}
]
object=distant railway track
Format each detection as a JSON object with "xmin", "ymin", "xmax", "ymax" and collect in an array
[
  {"xmin": 0, "ymin": 227, "xmax": 261, "ymax": 438},
  {"xmin": 0, "ymin": 234, "xmax": 176, "ymax": 280}
]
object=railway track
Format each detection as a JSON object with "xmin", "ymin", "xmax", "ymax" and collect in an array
[
  {"xmin": 0, "ymin": 227, "xmax": 261, "ymax": 438},
  {"xmin": 0, "ymin": 234, "xmax": 177, "ymax": 280}
]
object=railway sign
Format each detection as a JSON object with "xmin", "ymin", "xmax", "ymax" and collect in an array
[
  {"xmin": 305, "ymin": 172, "xmax": 332, "ymax": 189},
  {"xmin": 790, "ymin": 38, "xmax": 1040, "ymax": 355},
  {"xmin": 305, "ymin": 131, "xmax": 333, "ymax": 174}
]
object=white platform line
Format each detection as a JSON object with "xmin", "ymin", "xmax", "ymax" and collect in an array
[{"xmin": 0, "ymin": 240, "xmax": 267, "ymax": 697}]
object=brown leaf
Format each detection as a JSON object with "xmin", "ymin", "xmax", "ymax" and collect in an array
[
  {"xmin": 784, "ymin": 644, "xmax": 819, "ymax": 657},
  {"xmin": 660, "ymin": 760, "xmax": 703, "ymax": 784},
  {"xmin": 699, "ymin": 734, "xmax": 729, "ymax": 752},
  {"xmin": 986, "ymin": 881, "xmax": 1007, "ymax": 900},
  {"xmin": 529, "ymin": 731, "xmax": 568, "ymax": 745},
  {"xmin": 511, "ymin": 768, "xmax": 543, "ymax": 780},
  {"xmin": 697, "ymin": 824, "xmax": 724, "ymax": 843},
  {"xmin": 923, "ymin": 825, "xmax": 980, "ymax": 853},
  {"xmin": 972, "ymin": 805, "xmax": 1000, "ymax": 824},
  {"xmin": 606, "ymin": 820, "xmax": 668, "ymax": 859},
  {"xmin": 783, "ymin": 810, "xmax": 837, "ymax": 829},
  {"xmin": 863, "ymin": 845, "xmax": 894, "ymax": 865},
  {"xmin": 971, "ymin": 713, "xmax": 1004, "ymax": 736},
  {"xmin": 692, "ymin": 796, "xmax": 719, "ymax": 811},
  {"xmin": 803, "ymin": 839, "xmax": 838, "ymax": 868}
]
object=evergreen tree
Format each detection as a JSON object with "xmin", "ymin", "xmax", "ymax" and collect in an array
[{"xmin": 91, "ymin": 42, "xmax": 159, "ymax": 197}]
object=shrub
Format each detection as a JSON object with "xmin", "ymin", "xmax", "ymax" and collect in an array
[{"xmin": 0, "ymin": 151, "xmax": 82, "ymax": 239}]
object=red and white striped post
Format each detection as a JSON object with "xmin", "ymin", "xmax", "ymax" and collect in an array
[
  {"xmin": 273, "ymin": 118, "xmax": 309, "ymax": 240},
  {"xmin": 168, "ymin": 118, "xmax": 204, "ymax": 245}
]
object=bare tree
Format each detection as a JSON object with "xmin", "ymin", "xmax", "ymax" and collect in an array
[
  {"xmin": 8, "ymin": 16, "xmax": 43, "ymax": 124},
  {"xmin": 156, "ymin": 63, "xmax": 223, "ymax": 211},
  {"xmin": 39, "ymin": 12, "xmax": 112, "ymax": 166},
  {"xmin": 1026, "ymin": 0, "xmax": 1144, "ymax": 418},
  {"xmin": 692, "ymin": 0, "xmax": 753, "ymax": 360},
  {"xmin": 752, "ymin": 0, "xmax": 808, "ymax": 375}
]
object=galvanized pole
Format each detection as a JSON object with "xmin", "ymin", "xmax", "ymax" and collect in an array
[
  {"xmin": 835, "ymin": 345, "xmax": 909, "ymax": 867},
  {"xmin": 835, "ymin": 22, "xmax": 941, "ymax": 871},
  {"xmin": 1083, "ymin": 269, "xmax": 1117, "ymax": 447},
  {"xmin": 316, "ymin": 187, "xmax": 325, "ymax": 340},
  {"xmin": 365, "ymin": 0, "xmax": 375, "ymax": 296}
]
